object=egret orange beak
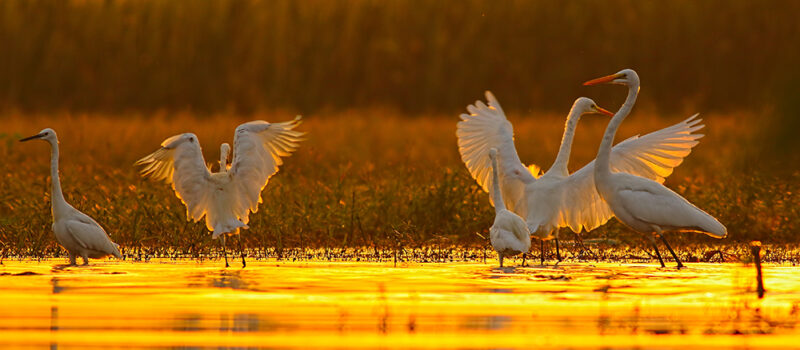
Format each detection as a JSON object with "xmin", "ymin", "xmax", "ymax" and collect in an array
[
  {"xmin": 595, "ymin": 106, "xmax": 614, "ymax": 116},
  {"xmin": 583, "ymin": 73, "xmax": 624, "ymax": 86}
]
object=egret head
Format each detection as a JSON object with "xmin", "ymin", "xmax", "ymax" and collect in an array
[
  {"xmin": 573, "ymin": 97, "xmax": 614, "ymax": 117},
  {"xmin": 583, "ymin": 68, "xmax": 639, "ymax": 87},
  {"xmin": 161, "ymin": 133, "xmax": 198, "ymax": 149},
  {"xmin": 19, "ymin": 128, "xmax": 58, "ymax": 143}
]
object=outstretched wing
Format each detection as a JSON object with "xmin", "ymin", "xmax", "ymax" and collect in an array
[
  {"xmin": 228, "ymin": 117, "xmax": 305, "ymax": 223},
  {"xmin": 554, "ymin": 115, "xmax": 705, "ymax": 233},
  {"xmin": 457, "ymin": 91, "xmax": 536, "ymax": 210},
  {"xmin": 135, "ymin": 134, "xmax": 214, "ymax": 223}
]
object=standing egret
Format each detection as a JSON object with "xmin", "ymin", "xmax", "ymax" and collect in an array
[
  {"xmin": 488, "ymin": 148, "xmax": 531, "ymax": 267},
  {"xmin": 584, "ymin": 69, "xmax": 726, "ymax": 268},
  {"xmin": 457, "ymin": 92, "xmax": 705, "ymax": 263},
  {"xmin": 20, "ymin": 128, "xmax": 122, "ymax": 266},
  {"xmin": 136, "ymin": 117, "xmax": 305, "ymax": 268}
]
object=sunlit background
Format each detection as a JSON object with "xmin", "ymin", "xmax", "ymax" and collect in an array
[
  {"xmin": 3, "ymin": 0, "xmax": 799, "ymax": 115},
  {"xmin": 1, "ymin": 0, "xmax": 799, "ymax": 257},
  {"xmin": 0, "ymin": 0, "xmax": 798, "ymax": 260},
  {"xmin": 2, "ymin": 1, "xmax": 800, "ymax": 349}
]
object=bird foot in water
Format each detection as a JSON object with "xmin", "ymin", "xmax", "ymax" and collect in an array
[{"xmin": 52, "ymin": 264, "xmax": 75, "ymax": 270}]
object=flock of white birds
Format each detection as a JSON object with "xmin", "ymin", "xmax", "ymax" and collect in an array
[
  {"xmin": 460, "ymin": 69, "xmax": 726, "ymax": 267},
  {"xmin": 20, "ymin": 68, "xmax": 725, "ymax": 268},
  {"xmin": 21, "ymin": 118, "xmax": 305, "ymax": 267}
]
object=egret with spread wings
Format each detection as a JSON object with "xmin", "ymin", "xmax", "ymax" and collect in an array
[
  {"xmin": 136, "ymin": 117, "xmax": 305, "ymax": 267},
  {"xmin": 20, "ymin": 128, "xmax": 122, "ymax": 266},
  {"xmin": 584, "ymin": 69, "xmax": 726, "ymax": 268},
  {"xmin": 457, "ymin": 92, "xmax": 705, "ymax": 263}
]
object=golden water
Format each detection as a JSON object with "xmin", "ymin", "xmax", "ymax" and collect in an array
[{"xmin": 1, "ymin": 259, "xmax": 798, "ymax": 349}]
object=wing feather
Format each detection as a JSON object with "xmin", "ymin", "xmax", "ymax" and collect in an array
[
  {"xmin": 551, "ymin": 114, "xmax": 705, "ymax": 233},
  {"xmin": 614, "ymin": 177, "xmax": 725, "ymax": 237},
  {"xmin": 457, "ymin": 91, "xmax": 536, "ymax": 212},
  {"xmin": 66, "ymin": 218, "xmax": 122, "ymax": 258},
  {"xmin": 228, "ymin": 117, "xmax": 305, "ymax": 223},
  {"xmin": 136, "ymin": 134, "xmax": 214, "ymax": 225}
]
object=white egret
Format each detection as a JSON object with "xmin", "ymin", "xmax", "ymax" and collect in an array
[
  {"xmin": 20, "ymin": 128, "xmax": 122, "ymax": 266},
  {"xmin": 488, "ymin": 148, "xmax": 531, "ymax": 267},
  {"xmin": 457, "ymin": 92, "xmax": 705, "ymax": 263},
  {"xmin": 584, "ymin": 69, "xmax": 726, "ymax": 268},
  {"xmin": 136, "ymin": 117, "xmax": 305, "ymax": 268}
]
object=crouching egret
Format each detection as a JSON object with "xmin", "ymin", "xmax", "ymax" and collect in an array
[
  {"xmin": 136, "ymin": 117, "xmax": 305, "ymax": 268},
  {"xmin": 458, "ymin": 92, "xmax": 705, "ymax": 264},
  {"xmin": 488, "ymin": 148, "xmax": 531, "ymax": 267},
  {"xmin": 20, "ymin": 128, "xmax": 122, "ymax": 266},
  {"xmin": 584, "ymin": 69, "xmax": 726, "ymax": 268}
]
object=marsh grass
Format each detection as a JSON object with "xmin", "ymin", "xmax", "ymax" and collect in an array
[{"xmin": 0, "ymin": 110, "xmax": 798, "ymax": 262}]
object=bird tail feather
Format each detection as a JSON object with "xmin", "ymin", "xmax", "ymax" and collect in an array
[
  {"xmin": 110, "ymin": 242, "xmax": 122, "ymax": 259},
  {"xmin": 700, "ymin": 216, "xmax": 727, "ymax": 238},
  {"xmin": 211, "ymin": 219, "xmax": 249, "ymax": 239},
  {"xmin": 684, "ymin": 205, "xmax": 727, "ymax": 238}
]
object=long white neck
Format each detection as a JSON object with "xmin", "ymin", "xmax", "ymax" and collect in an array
[
  {"xmin": 219, "ymin": 144, "xmax": 230, "ymax": 173},
  {"xmin": 48, "ymin": 139, "xmax": 69, "ymax": 218},
  {"xmin": 595, "ymin": 83, "xmax": 640, "ymax": 179},
  {"xmin": 219, "ymin": 153, "xmax": 228, "ymax": 173},
  {"xmin": 490, "ymin": 154, "xmax": 506, "ymax": 213},
  {"xmin": 546, "ymin": 106, "xmax": 583, "ymax": 176}
]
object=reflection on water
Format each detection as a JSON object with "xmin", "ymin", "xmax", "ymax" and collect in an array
[
  {"xmin": 461, "ymin": 315, "xmax": 511, "ymax": 331},
  {"xmin": 0, "ymin": 260, "xmax": 799, "ymax": 349},
  {"xmin": 173, "ymin": 313, "xmax": 203, "ymax": 332},
  {"xmin": 208, "ymin": 270, "xmax": 252, "ymax": 291},
  {"xmin": 51, "ymin": 277, "xmax": 65, "ymax": 294}
]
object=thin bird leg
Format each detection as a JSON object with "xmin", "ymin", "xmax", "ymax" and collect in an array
[
  {"xmin": 540, "ymin": 240, "xmax": 545, "ymax": 265},
  {"xmin": 573, "ymin": 232, "xmax": 598, "ymax": 259},
  {"xmin": 81, "ymin": 254, "xmax": 89, "ymax": 266},
  {"xmin": 522, "ymin": 253, "xmax": 526, "ymax": 267},
  {"xmin": 499, "ymin": 254, "xmax": 504, "ymax": 268},
  {"xmin": 237, "ymin": 233, "xmax": 246, "ymax": 268},
  {"xmin": 68, "ymin": 253, "xmax": 77, "ymax": 266},
  {"xmin": 659, "ymin": 234, "xmax": 684, "ymax": 269},
  {"xmin": 555, "ymin": 237, "xmax": 562, "ymax": 262},
  {"xmin": 649, "ymin": 236, "xmax": 666, "ymax": 268},
  {"xmin": 220, "ymin": 235, "xmax": 230, "ymax": 268}
]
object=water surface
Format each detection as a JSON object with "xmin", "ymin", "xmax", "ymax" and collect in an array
[{"xmin": 1, "ymin": 259, "xmax": 798, "ymax": 349}]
